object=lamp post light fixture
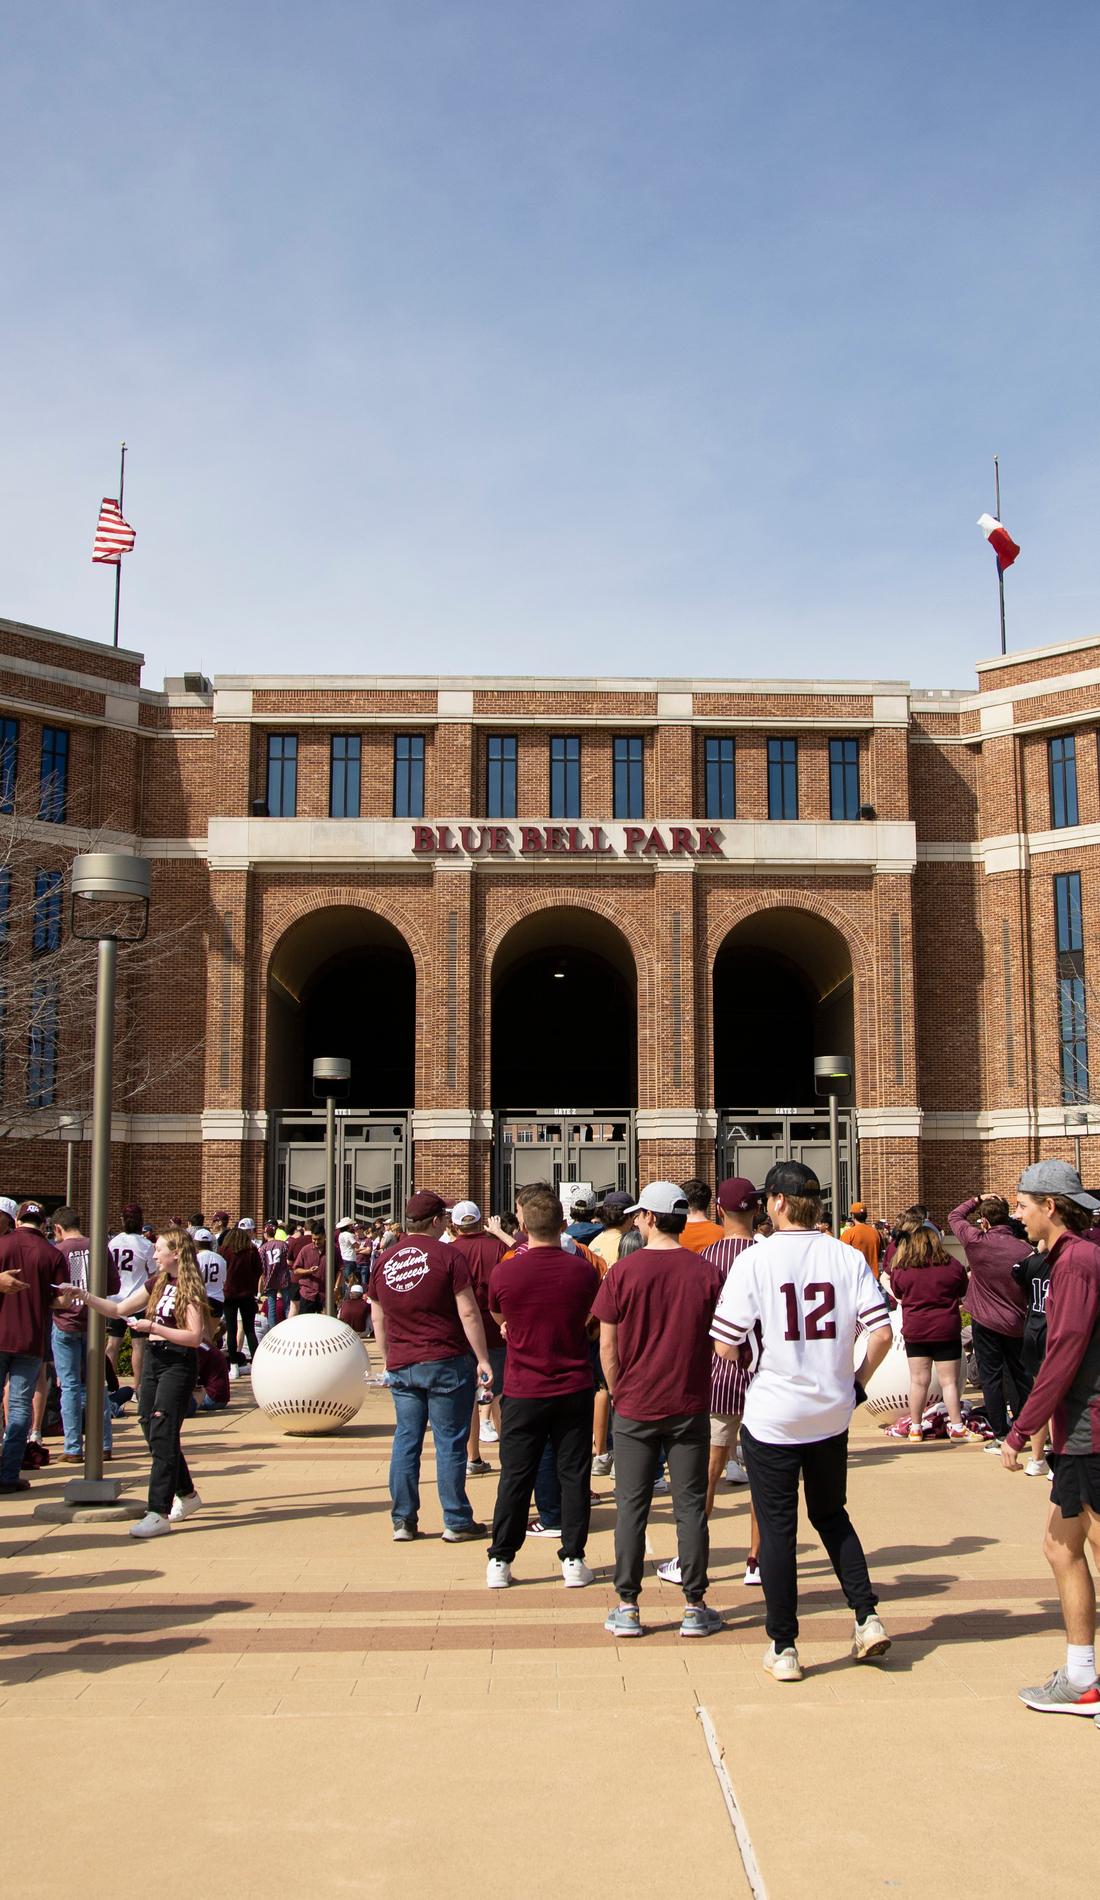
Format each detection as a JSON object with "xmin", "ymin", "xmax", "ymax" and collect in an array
[
  {"xmin": 814, "ymin": 1054, "xmax": 853, "ymax": 1236},
  {"xmin": 67, "ymin": 854, "xmax": 151, "ymax": 1504},
  {"xmin": 58, "ymin": 1114, "xmax": 83, "ymax": 1206},
  {"xmin": 312, "ymin": 1057, "xmax": 351, "ymax": 1315},
  {"xmin": 1065, "ymin": 1109, "xmax": 1090, "ymax": 1179}
]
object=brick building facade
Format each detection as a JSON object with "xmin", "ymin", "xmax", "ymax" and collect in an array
[{"xmin": 1, "ymin": 614, "xmax": 1097, "ymax": 1225}]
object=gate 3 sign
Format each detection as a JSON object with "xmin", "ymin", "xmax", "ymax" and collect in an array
[{"xmin": 411, "ymin": 823, "xmax": 725, "ymax": 859}]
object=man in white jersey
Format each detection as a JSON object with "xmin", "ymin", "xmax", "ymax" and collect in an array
[
  {"xmin": 193, "ymin": 1227, "xmax": 227, "ymax": 1318},
  {"xmin": 711, "ymin": 1160, "xmax": 894, "ymax": 1682},
  {"xmin": 106, "ymin": 1203, "xmax": 156, "ymax": 1389}
]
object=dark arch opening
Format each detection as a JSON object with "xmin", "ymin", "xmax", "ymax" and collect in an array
[
  {"xmin": 266, "ymin": 908, "xmax": 416, "ymax": 1107},
  {"xmin": 491, "ymin": 908, "xmax": 637, "ymax": 1106},
  {"xmin": 713, "ymin": 908, "xmax": 855, "ymax": 1105}
]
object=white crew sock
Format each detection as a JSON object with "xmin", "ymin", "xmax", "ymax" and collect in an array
[{"xmin": 1066, "ymin": 1643, "xmax": 1096, "ymax": 1688}]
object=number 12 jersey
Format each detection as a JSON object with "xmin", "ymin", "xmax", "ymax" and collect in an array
[{"xmin": 711, "ymin": 1228, "xmax": 890, "ymax": 1444}]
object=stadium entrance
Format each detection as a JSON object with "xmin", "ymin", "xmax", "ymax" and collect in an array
[
  {"xmin": 716, "ymin": 1109, "xmax": 856, "ymax": 1223},
  {"xmin": 270, "ymin": 1110, "xmax": 409, "ymax": 1226},
  {"xmin": 493, "ymin": 1110, "xmax": 635, "ymax": 1212}
]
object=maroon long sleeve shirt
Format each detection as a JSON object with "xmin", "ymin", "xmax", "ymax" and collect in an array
[
  {"xmin": 947, "ymin": 1198, "xmax": 1029, "ymax": 1336},
  {"xmin": 1006, "ymin": 1231, "xmax": 1100, "ymax": 1455}
]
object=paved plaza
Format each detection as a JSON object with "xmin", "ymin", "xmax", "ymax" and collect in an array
[{"xmin": 1, "ymin": 1384, "xmax": 1093, "ymax": 1898}]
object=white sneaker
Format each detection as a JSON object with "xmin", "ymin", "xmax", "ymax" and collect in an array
[
  {"xmin": 763, "ymin": 1641, "xmax": 802, "ymax": 1682},
  {"xmin": 227, "ymin": 1364, "xmax": 240, "ymax": 1382},
  {"xmin": 562, "ymin": 1558, "xmax": 594, "ymax": 1588},
  {"xmin": 480, "ymin": 1420, "xmax": 499, "ymax": 1443},
  {"xmin": 129, "ymin": 1512, "xmax": 171, "ymax": 1540},
  {"xmin": 743, "ymin": 1559, "xmax": 762, "ymax": 1586},
  {"xmin": 851, "ymin": 1613, "xmax": 891, "ymax": 1662},
  {"xmin": 725, "ymin": 1457, "xmax": 750, "ymax": 1483},
  {"xmin": 983, "ymin": 1437, "xmax": 1004, "ymax": 1452},
  {"xmin": 169, "ymin": 1492, "xmax": 202, "ymax": 1522},
  {"xmin": 486, "ymin": 1558, "xmax": 512, "ymax": 1589},
  {"xmin": 1024, "ymin": 1458, "xmax": 1051, "ymax": 1478},
  {"xmin": 590, "ymin": 1452, "xmax": 614, "ymax": 1477},
  {"xmin": 657, "ymin": 1557, "xmax": 682, "ymax": 1584}
]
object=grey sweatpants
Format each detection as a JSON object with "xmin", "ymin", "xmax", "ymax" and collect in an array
[{"xmin": 612, "ymin": 1409, "xmax": 710, "ymax": 1603}]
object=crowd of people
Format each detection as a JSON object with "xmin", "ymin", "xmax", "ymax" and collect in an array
[{"xmin": 0, "ymin": 1158, "xmax": 1097, "ymax": 1722}]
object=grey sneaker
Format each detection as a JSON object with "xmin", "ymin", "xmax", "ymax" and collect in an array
[
  {"xmin": 1018, "ymin": 1667, "xmax": 1100, "ymax": 1715},
  {"xmin": 851, "ymin": 1613, "xmax": 891, "ymax": 1662},
  {"xmin": 763, "ymin": 1642, "xmax": 803, "ymax": 1682},
  {"xmin": 590, "ymin": 1452, "xmax": 614, "ymax": 1477},
  {"xmin": 466, "ymin": 1458, "xmax": 492, "ymax": 1476},
  {"xmin": 442, "ymin": 1521, "xmax": 488, "ymax": 1543},
  {"xmin": 392, "ymin": 1521, "xmax": 419, "ymax": 1542},
  {"xmin": 680, "ymin": 1603, "xmax": 723, "ymax": 1638},
  {"xmin": 604, "ymin": 1604, "xmax": 642, "ymax": 1638}
]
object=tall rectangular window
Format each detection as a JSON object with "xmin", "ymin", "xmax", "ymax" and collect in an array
[
  {"xmin": 1054, "ymin": 871, "xmax": 1088, "ymax": 1103},
  {"xmin": 329, "ymin": 734, "xmax": 361, "ymax": 818},
  {"xmin": 393, "ymin": 734, "xmax": 425, "ymax": 818},
  {"xmin": 704, "ymin": 736, "xmax": 736, "ymax": 820},
  {"xmin": 28, "ymin": 974, "xmax": 59, "ymax": 1108},
  {"xmin": 613, "ymin": 735, "xmax": 644, "ymax": 820},
  {"xmin": 829, "ymin": 738, "xmax": 860, "ymax": 820},
  {"xmin": 0, "ymin": 717, "xmax": 17, "ymax": 812},
  {"xmin": 767, "ymin": 737, "xmax": 798, "ymax": 819},
  {"xmin": 32, "ymin": 869, "xmax": 63, "ymax": 955},
  {"xmin": 265, "ymin": 734, "xmax": 298, "ymax": 817},
  {"xmin": 486, "ymin": 735, "xmax": 517, "ymax": 819},
  {"xmin": 1049, "ymin": 735, "xmax": 1079, "ymax": 829},
  {"xmin": 39, "ymin": 726, "xmax": 69, "ymax": 822},
  {"xmin": 549, "ymin": 735, "xmax": 581, "ymax": 819},
  {"xmin": 0, "ymin": 867, "xmax": 8, "ymax": 1095}
]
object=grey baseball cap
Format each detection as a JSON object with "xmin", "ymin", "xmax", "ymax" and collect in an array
[
  {"xmin": 624, "ymin": 1181, "xmax": 690, "ymax": 1216},
  {"xmin": 1018, "ymin": 1160, "xmax": 1100, "ymax": 1211}
]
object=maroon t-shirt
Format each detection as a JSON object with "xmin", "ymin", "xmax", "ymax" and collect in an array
[
  {"xmin": 450, "ymin": 1230, "xmax": 507, "ymax": 1350},
  {"xmin": 198, "ymin": 1341, "xmax": 230, "ymax": 1403},
  {"xmin": 591, "ymin": 1245, "xmax": 722, "ymax": 1421},
  {"xmin": 286, "ymin": 1232, "xmax": 310, "ymax": 1266},
  {"xmin": 338, "ymin": 1296, "xmax": 370, "ymax": 1334},
  {"xmin": 52, "ymin": 1233, "xmax": 120, "ymax": 1336},
  {"xmin": 0, "ymin": 1226, "xmax": 64, "ymax": 1356},
  {"xmin": 223, "ymin": 1241, "xmax": 263, "ymax": 1298},
  {"xmin": 293, "ymin": 1242, "xmax": 325, "ymax": 1302},
  {"xmin": 890, "ymin": 1259, "xmax": 969, "ymax": 1343},
  {"xmin": 488, "ymin": 1246, "xmax": 598, "ymax": 1398},
  {"xmin": 368, "ymin": 1233, "xmax": 471, "ymax": 1371}
]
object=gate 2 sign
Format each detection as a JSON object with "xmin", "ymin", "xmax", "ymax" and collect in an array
[{"xmin": 411, "ymin": 823, "xmax": 725, "ymax": 859}]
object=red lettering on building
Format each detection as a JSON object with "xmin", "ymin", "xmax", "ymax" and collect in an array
[
  {"xmin": 545, "ymin": 826, "xmax": 568, "ymax": 854},
  {"xmin": 623, "ymin": 827, "xmax": 646, "ymax": 855},
  {"xmin": 566, "ymin": 827, "xmax": 593, "ymax": 855},
  {"xmin": 436, "ymin": 825, "xmax": 461, "ymax": 855},
  {"xmin": 520, "ymin": 826, "xmax": 545, "ymax": 853},
  {"xmin": 412, "ymin": 825, "xmax": 437, "ymax": 853},
  {"xmin": 695, "ymin": 826, "xmax": 722, "ymax": 855},
  {"xmin": 460, "ymin": 825, "xmax": 489, "ymax": 853},
  {"xmin": 591, "ymin": 826, "xmax": 614, "ymax": 854},
  {"xmin": 669, "ymin": 826, "xmax": 695, "ymax": 855},
  {"xmin": 643, "ymin": 827, "xmax": 669, "ymax": 854},
  {"xmin": 488, "ymin": 826, "xmax": 512, "ymax": 853}
]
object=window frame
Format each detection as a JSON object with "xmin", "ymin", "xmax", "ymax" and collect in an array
[
  {"xmin": 549, "ymin": 734, "xmax": 581, "ymax": 820},
  {"xmin": 1049, "ymin": 734, "xmax": 1079, "ymax": 830},
  {"xmin": 393, "ymin": 732, "xmax": 426, "ymax": 819},
  {"xmin": 39, "ymin": 726, "xmax": 69, "ymax": 823},
  {"xmin": 329, "ymin": 733, "xmax": 361, "ymax": 819},
  {"xmin": 486, "ymin": 733, "xmax": 518, "ymax": 820},
  {"xmin": 828, "ymin": 737, "xmax": 861, "ymax": 821},
  {"xmin": 265, "ymin": 733, "xmax": 298, "ymax": 818},
  {"xmin": 0, "ymin": 716, "xmax": 17, "ymax": 812},
  {"xmin": 27, "ymin": 972, "xmax": 60, "ymax": 1108},
  {"xmin": 703, "ymin": 735, "xmax": 736, "ymax": 820},
  {"xmin": 1054, "ymin": 871, "xmax": 1088, "ymax": 1103},
  {"xmin": 766, "ymin": 736, "xmax": 799, "ymax": 820},
  {"xmin": 32, "ymin": 868, "xmax": 63, "ymax": 957},
  {"xmin": 612, "ymin": 734, "xmax": 644, "ymax": 821}
]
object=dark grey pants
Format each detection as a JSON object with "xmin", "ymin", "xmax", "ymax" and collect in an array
[{"xmin": 612, "ymin": 1409, "xmax": 710, "ymax": 1604}]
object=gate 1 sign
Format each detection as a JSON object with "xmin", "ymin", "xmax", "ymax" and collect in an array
[{"xmin": 411, "ymin": 823, "xmax": 725, "ymax": 859}]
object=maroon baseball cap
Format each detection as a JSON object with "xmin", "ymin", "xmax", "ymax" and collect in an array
[
  {"xmin": 17, "ymin": 1199, "xmax": 45, "ymax": 1223},
  {"xmin": 716, "ymin": 1176, "xmax": 763, "ymax": 1213},
  {"xmin": 405, "ymin": 1190, "xmax": 445, "ymax": 1222},
  {"xmin": 121, "ymin": 1202, "xmax": 143, "ymax": 1224}
]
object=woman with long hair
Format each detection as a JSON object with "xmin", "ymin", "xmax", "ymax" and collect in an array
[
  {"xmin": 885, "ymin": 1216, "xmax": 980, "ymax": 1442},
  {"xmin": 220, "ymin": 1219, "xmax": 263, "ymax": 1377},
  {"xmin": 74, "ymin": 1227, "xmax": 210, "ymax": 1536}
]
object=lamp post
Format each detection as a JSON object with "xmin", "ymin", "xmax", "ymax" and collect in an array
[
  {"xmin": 312, "ymin": 1057, "xmax": 350, "ymax": 1315},
  {"xmin": 68, "ymin": 854, "xmax": 151, "ymax": 1502},
  {"xmin": 814, "ymin": 1055, "xmax": 853, "ymax": 1236},
  {"xmin": 59, "ymin": 1114, "xmax": 82, "ymax": 1206}
]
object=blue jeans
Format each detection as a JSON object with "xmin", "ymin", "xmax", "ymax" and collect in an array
[
  {"xmin": 51, "ymin": 1326, "xmax": 113, "ymax": 1456},
  {"xmin": 387, "ymin": 1355, "xmax": 477, "ymax": 1531},
  {"xmin": 0, "ymin": 1352, "xmax": 42, "ymax": 1484}
]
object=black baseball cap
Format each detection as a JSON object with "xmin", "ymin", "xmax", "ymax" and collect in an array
[{"xmin": 764, "ymin": 1161, "xmax": 821, "ymax": 1199}]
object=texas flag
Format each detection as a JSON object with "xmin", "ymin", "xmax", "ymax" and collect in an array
[{"xmin": 977, "ymin": 512, "xmax": 1020, "ymax": 571}]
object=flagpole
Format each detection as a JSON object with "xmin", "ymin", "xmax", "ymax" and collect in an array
[
  {"xmin": 994, "ymin": 453, "xmax": 1006, "ymax": 656},
  {"xmin": 112, "ymin": 442, "xmax": 127, "ymax": 649}
]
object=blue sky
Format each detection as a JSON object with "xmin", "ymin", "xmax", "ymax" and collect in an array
[{"xmin": 3, "ymin": 2, "xmax": 1098, "ymax": 689}]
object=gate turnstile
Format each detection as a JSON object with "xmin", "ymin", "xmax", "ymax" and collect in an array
[
  {"xmin": 271, "ymin": 1110, "xmax": 409, "ymax": 1226},
  {"xmin": 493, "ymin": 1110, "xmax": 635, "ymax": 1213},
  {"xmin": 716, "ymin": 1108, "xmax": 855, "ymax": 1221}
]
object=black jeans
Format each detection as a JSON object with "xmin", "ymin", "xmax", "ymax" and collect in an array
[
  {"xmin": 970, "ymin": 1321, "xmax": 1032, "ymax": 1439},
  {"xmin": 138, "ymin": 1345, "xmax": 197, "ymax": 1516},
  {"xmin": 612, "ymin": 1410, "xmax": 710, "ymax": 1604},
  {"xmin": 741, "ymin": 1425, "xmax": 876, "ymax": 1650},
  {"xmin": 223, "ymin": 1295, "xmax": 258, "ymax": 1365},
  {"xmin": 489, "ymin": 1388, "xmax": 594, "ymax": 1563}
]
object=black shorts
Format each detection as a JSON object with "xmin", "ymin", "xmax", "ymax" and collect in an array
[
  {"xmin": 106, "ymin": 1317, "xmax": 127, "ymax": 1339},
  {"xmin": 298, "ymin": 1295, "xmax": 323, "ymax": 1315},
  {"xmin": 207, "ymin": 1298, "xmax": 224, "ymax": 1319},
  {"xmin": 904, "ymin": 1337, "xmax": 961, "ymax": 1362},
  {"xmin": 1049, "ymin": 1452, "xmax": 1100, "ymax": 1519},
  {"xmin": 1021, "ymin": 1321, "xmax": 1047, "ymax": 1380}
]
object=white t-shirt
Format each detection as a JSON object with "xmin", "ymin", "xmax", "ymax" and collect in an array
[
  {"xmin": 338, "ymin": 1230, "xmax": 357, "ymax": 1266},
  {"xmin": 107, "ymin": 1231, "xmax": 156, "ymax": 1303},
  {"xmin": 710, "ymin": 1228, "xmax": 890, "ymax": 1445},
  {"xmin": 197, "ymin": 1246, "xmax": 227, "ymax": 1301}
]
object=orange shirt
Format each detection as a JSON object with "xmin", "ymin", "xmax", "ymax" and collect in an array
[
  {"xmin": 679, "ymin": 1219, "xmax": 724, "ymax": 1254},
  {"xmin": 841, "ymin": 1219, "xmax": 882, "ymax": 1277}
]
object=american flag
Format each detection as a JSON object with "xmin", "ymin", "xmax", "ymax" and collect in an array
[{"xmin": 92, "ymin": 497, "xmax": 136, "ymax": 564}]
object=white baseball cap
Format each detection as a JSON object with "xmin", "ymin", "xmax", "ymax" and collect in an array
[
  {"xmin": 193, "ymin": 1228, "xmax": 214, "ymax": 1245},
  {"xmin": 238, "ymin": 1217, "xmax": 256, "ymax": 1231},
  {"xmin": 624, "ymin": 1181, "xmax": 689, "ymax": 1216},
  {"xmin": 452, "ymin": 1200, "xmax": 481, "ymax": 1224},
  {"xmin": 335, "ymin": 1217, "xmax": 354, "ymax": 1231},
  {"xmin": 0, "ymin": 1197, "xmax": 18, "ymax": 1219}
]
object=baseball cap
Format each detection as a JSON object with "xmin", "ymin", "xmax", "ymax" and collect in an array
[
  {"xmin": 212, "ymin": 1210, "xmax": 229, "ymax": 1224},
  {"xmin": 601, "ymin": 1190, "xmax": 633, "ymax": 1212},
  {"xmin": 1018, "ymin": 1160, "xmax": 1100, "ymax": 1211},
  {"xmin": 0, "ymin": 1196, "xmax": 18, "ymax": 1219},
  {"xmin": 335, "ymin": 1217, "xmax": 354, "ymax": 1231},
  {"xmin": 193, "ymin": 1228, "xmax": 214, "ymax": 1245},
  {"xmin": 716, "ymin": 1176, "xmax": 763, "ymax": 1213},
  {"xmin": 238, "ymin": 1216, "xmax": 256, "ymax": 1231},
  {"xmin": 624, "ymin": 1181, "xmax": 690, "ymax": 1216},
  {"xmin": 406, "ymin": 1189, "xmax": 445, "ymax": 1222},
  {"xmin": 452, "ymin": 1200, "xmax": 481, "ymax": 1224},
  {"xmin": 764, "ymin": 1161, "xmax": 822, "ymax": 1199},
  {"xmin": 849, "ymin": 1201, "xmax": 867, "ymax": 1216},
  {"xmin": 570, "ymin": 1190, "xmax": 596, "ymax": 1212},
  {"xmin": 17, "ymin": 1200, "xmax": 45, "ymax": 1223}
]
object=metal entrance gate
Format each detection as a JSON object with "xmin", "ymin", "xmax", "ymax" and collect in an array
[
  {"xmin": 493, "ymin": 1110, "xmax": 635, "ymax": 1213},
  {"xmin": 716, "ymin": 1108, "xmax": 855, "ymax": 1222},
  {"xmin": 270, "ymin": 1110, "xmax": 409, "ymax": 1226}
]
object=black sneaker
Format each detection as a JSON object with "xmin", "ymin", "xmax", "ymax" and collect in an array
[
  {"xmin": 392, "ymin": 1521, "xmax": 419, "ymax": 1542},
  {"xmin": 0, "ymin": 1479, "xmax": 31, "ymax": 1494},
  {"xmin": 442, "ymin": 1521, "xmax": 488, "ymax": 1542}
]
